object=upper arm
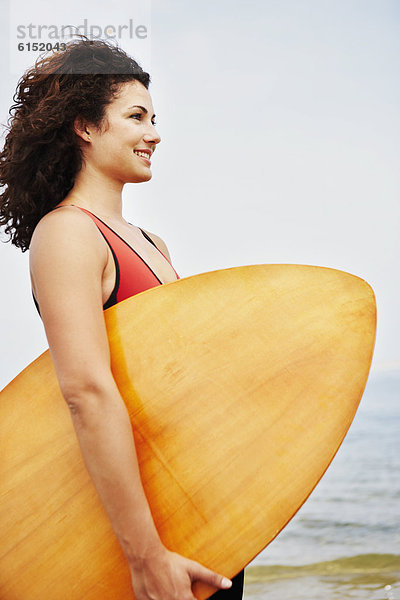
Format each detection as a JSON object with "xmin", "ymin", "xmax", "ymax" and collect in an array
[{"xmin": 30, "ymin": 208, "xmax": 113, "ymax": 399}]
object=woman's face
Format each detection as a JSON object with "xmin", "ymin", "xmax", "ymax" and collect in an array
[{"xmin": 80, "ymin": 80, "xmax": 161, "ymax": 184}]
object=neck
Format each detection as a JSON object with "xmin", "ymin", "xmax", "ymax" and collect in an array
[{"xmin": 61, "ymin": 162, "xmax": 125, "ymax": 220}]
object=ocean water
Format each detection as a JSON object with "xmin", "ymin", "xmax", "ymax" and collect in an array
[{"xmin": 243, "ymin": 372, "xmax": 400, "ymax": 599}]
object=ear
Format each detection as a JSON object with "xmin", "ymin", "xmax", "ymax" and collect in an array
[{"xmin": 73, "ymin": 116, "xmax": 92, "ymax": 143}]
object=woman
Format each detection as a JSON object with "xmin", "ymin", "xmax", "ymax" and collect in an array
[{"xmin": 0, "ymin": 38, "xmax": 245, "ymax": 599}]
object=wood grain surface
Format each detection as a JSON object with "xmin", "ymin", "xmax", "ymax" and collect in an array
[{"xmin": 0, "ymin": 265, "xmax": 376, "ymax": 599}]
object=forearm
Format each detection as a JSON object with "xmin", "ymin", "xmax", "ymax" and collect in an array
[{"xmin": 66, "ymin": 381, "xmax": 162, "ymax": 564}]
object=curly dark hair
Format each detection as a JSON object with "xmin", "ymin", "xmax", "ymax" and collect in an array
[{"xmin": 0, "ymin": 36, "xmax": 151, "ymax": 252}]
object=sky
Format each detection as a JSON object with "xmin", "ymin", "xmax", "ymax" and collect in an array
[{"xmin": 0, "ymin": 0, "xmax": 399, "ymax": 388}]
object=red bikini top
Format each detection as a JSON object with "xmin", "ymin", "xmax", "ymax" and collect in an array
[
  {"xmin": 32, "ymin": 207, "xmax": 179, "ymax": 315},
  {"xmin": 76, "ymin": 207, "xmax": 179, "ymax": 309}
]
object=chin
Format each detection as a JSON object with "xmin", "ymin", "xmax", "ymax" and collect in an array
[
  {"xmin": 125, "ymin": 171, "xmax": 152, "ymax": 184},
  {"xmin": 137, "ymin": 172, "xmax": 152, "ymax": 183}
]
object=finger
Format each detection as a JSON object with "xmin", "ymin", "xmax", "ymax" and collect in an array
[{"xmin": 188, "ymin": 561, "xmax": 232, "ymax": 590}]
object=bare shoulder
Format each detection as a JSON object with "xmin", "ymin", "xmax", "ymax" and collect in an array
[
  {"xmin": 30, "ymin": 206, "xmax": 107, "ymax": 266},
  {"xmin": 31, "ymin": 206, "xmax": 101, "ymax": 249},
  {"xmin": 29, "ymin": 206, "xmax": 109, "ymax": 300},
  {"xmin": 141, "ymin": 228, "xmax": 172, "ymax": 261}
]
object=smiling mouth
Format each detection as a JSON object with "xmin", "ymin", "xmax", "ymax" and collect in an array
[{"xmin": 134, "ymin": 150, "xmax": 151, "ymax": 163}]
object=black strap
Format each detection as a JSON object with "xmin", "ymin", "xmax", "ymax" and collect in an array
[{"xmin": 139, "ymin": 227, "xmax": 158, "ymax": 250}]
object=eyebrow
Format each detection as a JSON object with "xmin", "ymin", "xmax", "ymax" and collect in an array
[{"xmin": 127, "ymin": 105, "xmax": 156, "ymax": 119}]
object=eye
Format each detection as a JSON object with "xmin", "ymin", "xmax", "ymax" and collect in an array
[{"xmin": 129, "ymin": 113, "xmax": 157, "ymax": 127}]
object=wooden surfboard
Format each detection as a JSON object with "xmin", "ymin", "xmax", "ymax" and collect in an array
[{"xmin": 0, "ymin": 264, "xmax": 376, "ymax": 600}]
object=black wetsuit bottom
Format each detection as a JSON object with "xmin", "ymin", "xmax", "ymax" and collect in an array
[{"xmin": 209, "ymin": 569, "xmax": 244, "ymax": 599}]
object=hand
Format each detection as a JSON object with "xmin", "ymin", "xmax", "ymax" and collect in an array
[{"xmin": 130, "ymin": 546, "xmax": 232, "ymax": 600}]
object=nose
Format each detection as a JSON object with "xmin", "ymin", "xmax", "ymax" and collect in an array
[{"xmin": 143, "ymin": 122, "xmax": 161, "ymax": 146}]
